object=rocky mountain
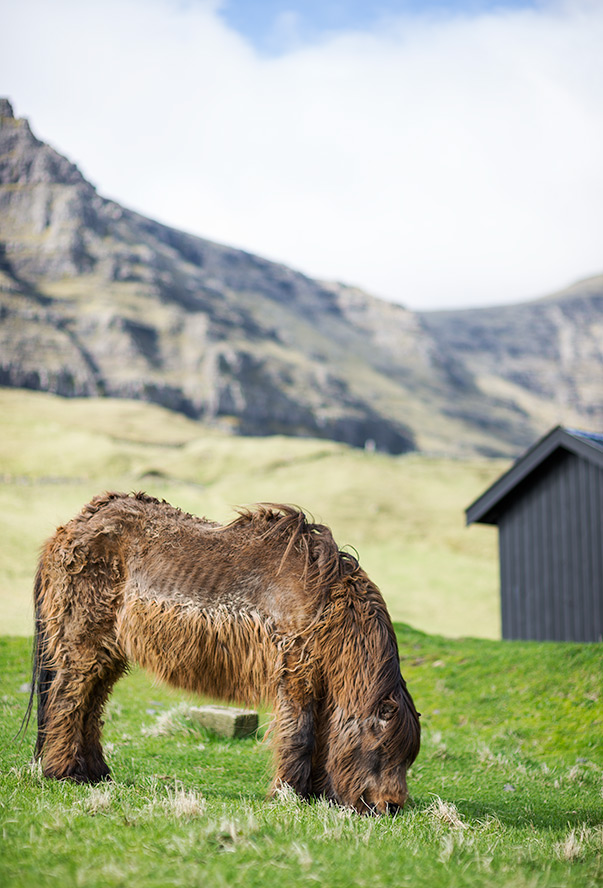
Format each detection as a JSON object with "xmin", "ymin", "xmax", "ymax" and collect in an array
[
  {"xmin": 1, "ymin": 98, "xmax": 601, "ymax": 456},
  {"xmin": 420, "ymin": 276, "xmax": 603, "ymax": 433}
]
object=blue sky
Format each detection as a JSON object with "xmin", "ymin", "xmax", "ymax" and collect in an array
[
  {"xmin": 220, "ymin": 0, "xmax": 539, "ymax": 52},
  {"xmin": 2, "ymin": 0, "xmax": 602, "ymax": 310}
]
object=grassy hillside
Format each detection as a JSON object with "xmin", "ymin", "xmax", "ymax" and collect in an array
[
  {"xmin": 0, "ymin": 388, "xmax": 505, "ymax": 638},
  {"xmin": 1, "ymin": 628, "xmax": 601, "ymax": 888}
]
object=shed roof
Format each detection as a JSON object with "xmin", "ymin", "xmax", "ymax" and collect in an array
[{"xmin": 466, "ymin": 425, "xmax": 603, "ymax": 526}]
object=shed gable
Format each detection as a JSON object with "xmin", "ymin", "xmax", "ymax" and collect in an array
[{"xmin": 467, "ymin": 426, "xmax": 603, "ymax": 642}]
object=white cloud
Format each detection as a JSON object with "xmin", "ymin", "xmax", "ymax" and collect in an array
[{"xmin": 1, "ymin": 0, "xmax": 602, "ymax": 309}]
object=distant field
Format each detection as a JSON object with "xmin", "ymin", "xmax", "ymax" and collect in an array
[{"xmin": 0, "ymin": 388, "xmax": 506, "ymax": 637}]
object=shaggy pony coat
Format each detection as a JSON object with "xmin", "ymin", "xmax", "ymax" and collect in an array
[{"xmin": 28, "ymin": 493, "xmax": 420, "ymax": 814}]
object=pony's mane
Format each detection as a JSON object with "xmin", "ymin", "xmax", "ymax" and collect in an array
[
  {"xmin": 314, "ymin": 568, "xmax": 421, "ymax": 766},
  {"xmin": 229, "ymin": 503, "xmax": 359, "ymax": 606}
]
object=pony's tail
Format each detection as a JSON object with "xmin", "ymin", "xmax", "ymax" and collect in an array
[{"xmin": 16, "ymin": 561, "xmax": 55, "ymax": 758}]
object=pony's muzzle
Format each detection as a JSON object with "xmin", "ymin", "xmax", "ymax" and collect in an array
[
  {"xmin": 359, "ymin": 787, "xmax": 409, "ymax": 816},
  {"xmin": 383, "ymin": 800, "xmax": 404, "ymax": 816}
]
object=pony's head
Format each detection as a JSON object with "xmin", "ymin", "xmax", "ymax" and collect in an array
[{"xmin": 311, "ymin": 570, "xmax": 421, "ymax": 815}]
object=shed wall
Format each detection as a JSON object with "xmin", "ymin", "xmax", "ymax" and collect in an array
[{"xmin": 498, "ymin": 450, "xmax": 603, "ymax": 642}]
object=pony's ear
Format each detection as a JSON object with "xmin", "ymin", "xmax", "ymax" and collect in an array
[{"xmin": 378, "ymin": 700, "xmax": 397, "ymax": 721}]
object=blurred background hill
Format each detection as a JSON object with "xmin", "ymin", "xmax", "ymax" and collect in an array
[
  {"xmin": 2, "ymin": 99, "xmax": 601, "ymax": 459},
  {"xmin": 0, "ymin": 388, "xmax": 504, "ymax": 638}
]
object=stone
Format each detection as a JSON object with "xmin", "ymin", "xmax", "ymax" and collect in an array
[{"xmin": 189, "ymin": 705, "xmax": 259, "ymax": 739}]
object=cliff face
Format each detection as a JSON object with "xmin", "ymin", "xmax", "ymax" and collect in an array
[
  {"xmin": 420, "ymin": 275, "xmax": 603, "ymax": 433},
  {"xmin": 1, "ymin": 98, "xmax": 601, "ymax": 456}
]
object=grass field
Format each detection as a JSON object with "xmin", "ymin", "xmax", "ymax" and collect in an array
[
  {"xmin": 0, "ymin": 388, "xmax": 504, "ymax": 638},
  {"xmin": 1, "ymin": 628, "xmax": 601, "ymax": 888}
]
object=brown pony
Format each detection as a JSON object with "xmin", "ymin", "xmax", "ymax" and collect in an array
[{"xmin": 27, "ymin": 492, "xmax": 420, "ymax": 814}]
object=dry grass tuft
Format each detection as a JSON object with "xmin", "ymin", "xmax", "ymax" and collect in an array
[
  {"xmin": 555, "ymin": 827, "xmax": 586, "ymax": 861},
  {"xmin": 554, "ymin": 825, "xmax": 603, "ymax": 862},
  {"xmin": 142, "ymin": 703, "xmax": 201, "ymax": 737},
  {"xmin": 163, "ymin": 785, "xmax": 206, "ymax": 819},
  {"xmin": 81, "ymin": 786, "xmax": 112, "ymax": 816},
  {"xmin": 26, "ymin": 759, "xmax": 43, "ymax": 781},
  {"xmin": 270, "ymin": 780, "xmax": 301, "ymax": 806},
  {"xmin": 566, "ymin": 764, "xmax": 581, "ymax": 781},
  {"xmin": 426, "ymin": 797, "xmax": 467, "ymax": 830}
]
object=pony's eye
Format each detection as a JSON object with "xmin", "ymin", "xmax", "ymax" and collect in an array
[{"xmin": 378, "ymin": 701, "xmax": 397, "ymax": 721}]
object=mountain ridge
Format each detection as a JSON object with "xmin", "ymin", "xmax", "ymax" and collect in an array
[{"xmin": 1, "ymin": 98, "xmax": 601, "ymax": 456}]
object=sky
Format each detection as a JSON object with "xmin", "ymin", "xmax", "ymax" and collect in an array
[{"xmin": 1, "ymin": 0, "xmax": 602, "ymax": 310}]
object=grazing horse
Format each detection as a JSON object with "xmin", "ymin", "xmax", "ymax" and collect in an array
[{"xmin": 27, "ymin": 492, "xmax": 420, "ymax": 814}]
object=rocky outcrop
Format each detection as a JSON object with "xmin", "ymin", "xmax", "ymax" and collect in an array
[
  {"xmin": 1, "ymin": 98, "xmax": 601, "ymax": 456},
  {"xmin": 420, "ymin": 276, "xmax": 603, "ymax": 431},
  {"xmin": 0, "ymin": 99, "xmax": 418, "ymax": 452}
]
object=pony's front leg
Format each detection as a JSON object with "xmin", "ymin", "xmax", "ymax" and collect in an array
[{"xmin": 271, "ymin": 693, "xmax": 315, "ymax": 799}]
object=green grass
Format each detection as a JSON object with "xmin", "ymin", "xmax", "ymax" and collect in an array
[
  {"xmin": 1, "ymin": 629, "xmax": 601, "ymax": 887},
  {"xmin": 0, "ymin": 388, "xmax": 504, "ymax": 637}
]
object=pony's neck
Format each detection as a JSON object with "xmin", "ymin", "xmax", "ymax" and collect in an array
[{"xmin": 319, "ymin": 583, "xmax": 399, "ymax": 716}]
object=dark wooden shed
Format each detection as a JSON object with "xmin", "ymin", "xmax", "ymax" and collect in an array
[{"xmin": 466, "ymin": 426, "xmax": 603, "ymax": 642}]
